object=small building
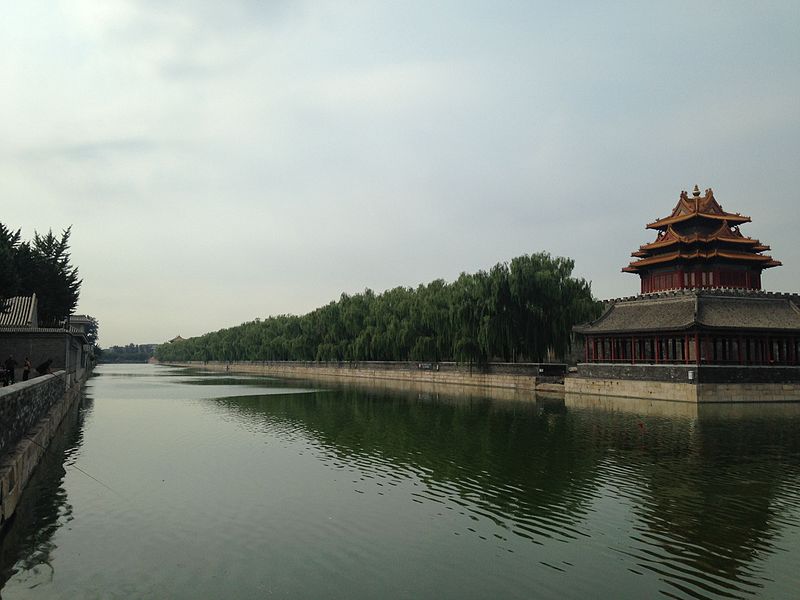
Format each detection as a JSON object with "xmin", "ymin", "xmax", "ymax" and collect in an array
[
  {"xmin": 568, "ymin": 186, "xmax": 800, "ymax": 402},
  {"xmin": 0, "ymin": 294, "xmax": 39, "ymax": 329},
  {"xmin": 69, "ymin": 314, "xmax": 94, "ymax": 335},
  {"xmin": 0, "ymin": 295, "xmax": 89, "ymax": 385}
]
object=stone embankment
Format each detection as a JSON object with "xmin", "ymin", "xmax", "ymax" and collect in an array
[
  {"xmin": 1, "ymin": 372, "xmax": 85, "ymax": 528},
  {"xmin": 164, "ymin": 360, "xmax": 566, "ymax": 393}
]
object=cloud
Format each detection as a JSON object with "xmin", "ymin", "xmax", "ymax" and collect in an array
[{"xmin": 0, "ymin": 1, "xmax": 798, "ymax": 345}]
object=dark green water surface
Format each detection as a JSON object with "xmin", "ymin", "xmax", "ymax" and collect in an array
[{"xmin": 2, "ymin": 364, "xmax": 800, "ymax": 599}]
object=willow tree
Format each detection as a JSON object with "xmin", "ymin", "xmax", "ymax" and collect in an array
[{"xmin": 155, "ymin": 252, "xmax": 601, "ymax": 365}]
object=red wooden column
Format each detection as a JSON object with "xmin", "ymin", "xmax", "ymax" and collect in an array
[
  {"xmin": 631, "ymin": 337, "xmax": 636, "ymax": 364},
  {"xmin": 655, "ymin": 335, "xmax": 660, "ymax": 364},
  {"xmin": 738, "ymin": 336, "xmax": 744, "ymax": 365},
  {"xmin": 694, "ymin": 332, "xmax": 700, "ymax": 365}
]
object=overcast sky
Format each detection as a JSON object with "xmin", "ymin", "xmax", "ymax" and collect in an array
[{"xmin": 1, "ymin": 1, "xmax": 798, "ymax": 347}]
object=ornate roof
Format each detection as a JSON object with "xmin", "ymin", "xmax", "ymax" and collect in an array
[
  {"xmin": 625, "ymin": 186, "xmax": 780, "ymax": 274},
  {"xmin": 623, "ymin": 249, "xmax": 781, "ymax": 272},
  {"xmin": 634, "ymin": 222, "xmax": 766, "ymax": 255},
  {"xmin": 574, "ymin": 290, "xmax": 800, "ymax": 334},
  {"xmin": 646, "ymin": 186, "xmax": 750, "ymax": 230}
]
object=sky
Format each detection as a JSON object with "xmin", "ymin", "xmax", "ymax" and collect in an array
[{"xmin": 1, "ymin": 1, "xmax": 798, "ymax": 347}]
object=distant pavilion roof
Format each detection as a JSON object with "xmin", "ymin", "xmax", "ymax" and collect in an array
[{"xmin": 574, "ymin": 290, "xmax": 800, "ymax": 334}]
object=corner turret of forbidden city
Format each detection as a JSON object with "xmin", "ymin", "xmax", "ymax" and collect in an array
[
  {"xmin": 624, "ymin": 185, "xmax": 780, "ymax": 293},
  {"xmin": 568, "ymin": 185, "xmax": 800, "ymax": 402}
]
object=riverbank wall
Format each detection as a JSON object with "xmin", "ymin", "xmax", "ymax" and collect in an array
[
  {"xmin": 0, "ymin": 372, "xmax": 86, "ymax": 528},
  {"xmin": 566, "ymin": 363, "xmax": 800, "ymax": 402},
  {"xmin": 163, "ymin": 360, "xmax": 566, "ymax": 393}
]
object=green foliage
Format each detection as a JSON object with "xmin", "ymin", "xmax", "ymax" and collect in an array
[
  {"xmin": 99, "ymin": 343, "xmax": 153, "ymax": 364},
  {"xmin": 84, "ymin": 316, "xmax": 100, "ymax": 347},
  {"xmin": 0, "ymin": 222, "xmax": 82, "ymax": 324},
  {"xmin": 156, "ymin": 252, "xmax": 602, "ymax": 365},
  {"xmin": 0, "ymin": 224, "xmax": 22, "ymax": 306}
]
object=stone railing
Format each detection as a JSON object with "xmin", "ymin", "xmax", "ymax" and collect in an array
[
  {"xmin": 178, "ymin": 360, "xmax": 566, "ymax": 378},
  {"xmin": 166, "ymin": 360, "xmax": 567, "ymax": 390},
  {"xmin": 0, "ymin": 372, "xmax": 66, "ymax": 459}
]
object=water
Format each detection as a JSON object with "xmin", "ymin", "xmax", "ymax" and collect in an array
[{"xmin": 1, "ymin": 364, "xmax": 799, "ymax": 599}]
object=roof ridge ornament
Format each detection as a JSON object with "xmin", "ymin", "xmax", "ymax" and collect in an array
[{"xmin": 692, "ymin": 185, "xmax": 701, "ymax": 198}]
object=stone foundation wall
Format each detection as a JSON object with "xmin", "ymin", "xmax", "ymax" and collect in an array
[
  {"xmin": 576, "ymin": 363, "xmax": 695, "ymax": 383},
  {"xmin": 565, "ymin": 376, "xmax": 800, "ymax": 403},
  {"xmin": 0, "ymin": 374, "xmax": 66, "ymax": 458},
  {"xmin": 696, "ymin": 383, "xmax": 800, "ymax": 403},
  {"xmin": 165, "ymin": 360, "xmax": 565, "ymax": 391},
  {"xmin": 697, "ymin": 366, "xmax": 800, "ymax": 384},
  {"xmin": 565, "ymin": 376, "xmax": 697, "ymax": 402},
  {"xmin": 576, "ymin": 363, "xmax": 800, "ymax": 385},
  {"xmin": 0, "ymin": 372, "xmax": 86, "ymax": 527}
]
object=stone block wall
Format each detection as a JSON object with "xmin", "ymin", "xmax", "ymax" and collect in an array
[
  {"xmin": 0, "ymin": 332, "xmax": 85, "ymax": 385},
  {"xmin": 1, "ymin": 372, "xmax": 87, "ymax": 527},
  {"xmin": 166, "ymin": 360, "xmax": 566, "ymax": 390},
  {"xmin": 576, "ymin": 363, "xmax": 800, "ymax": 385},
  {"xmin": 0, "ymin": 373, "xmax": 66, "ymax": 458},
  {"xmin": 576, "ymin": 363, "xmax": 696, "ymax": 383},
  {"xmin": 697, "ymin": 366, "xmax": 800, "ymax": 384},
  {"xmin": 566, "ymin": 375, "xmax": 800, "ymax": 402},
  {"xmin": 565, "ymin": 376, "xmax": 697, "ymax": 402}
]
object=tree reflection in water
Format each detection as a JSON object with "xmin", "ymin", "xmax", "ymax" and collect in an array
[
  {"xmin": 215, "ymin": 384, "xmax": 800, "ymax": 599},
  {"xmin": 0, "ymin": 394, "xmax": 92, "ymax": 594}
]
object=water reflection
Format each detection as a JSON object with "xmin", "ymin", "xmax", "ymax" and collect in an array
[
  {"xmin": 0, "ymin": 393, "xmax": 92, "ymax": 594},
  {"xmin": 215, "ymin": 383, "xmax": 800, "ymax": 599}
]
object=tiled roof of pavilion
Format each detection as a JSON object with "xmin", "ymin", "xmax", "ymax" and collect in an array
[
  {"xmin": 622, "ymin": 248, "xmax": 782, "ymax": 272},
  {"xmin": 573, "ymin": 295, "xmax": 696, "ymax": 333},
  {"xmin": 698, "ymin": 296, "xmax": 800, "ymax": 330},
  {"xmin": 625, "ymin": 186, "xmax": 781, "ymax": 274},
  {"xmin": 573, "ymin": 290, "xmax": 800, "ymax": 334},
  {"xmin": 646, "ymin": 186, "xmax": 750, "ymax": 230},
  {"xmin": 632, "ymin": 222, "xmax": 767, "ymax": 257},
  {"xmin": 0, "ymin": 294, "xmax": 38, "ymax": 328}
]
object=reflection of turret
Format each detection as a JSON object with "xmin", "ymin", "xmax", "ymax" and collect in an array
[
  {"xmin": 211, "ymin": 381, "xmax": 800, "ymax": 599},
  {"xmin": 0, "ymin": 394, "xmax": 92, "ymax": 589},
  {"xmin": 566, "ymin": 392, "xmax": 800, "ymax": 598}
]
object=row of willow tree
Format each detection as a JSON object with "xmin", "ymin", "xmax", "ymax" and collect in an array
[
  {"xmin": 0, "ymin": 223, "xmax": 82, "ymax": 325},
  {"xmin": 156, "ymin": 253, "xmax": 601, "ymax": 365}
]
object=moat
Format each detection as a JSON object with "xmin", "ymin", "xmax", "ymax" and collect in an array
[{"xmin": 2, "ymin": 364, "xmax": 799, "ymax": 599}]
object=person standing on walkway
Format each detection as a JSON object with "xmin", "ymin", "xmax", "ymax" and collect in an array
[
  {"xmin": 5, "ymin": 355, "xmax": 18, "ymax": 385},
  {"xmin": 22, "ymin": 357, "xmax": 31, "ymax": 381}
]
